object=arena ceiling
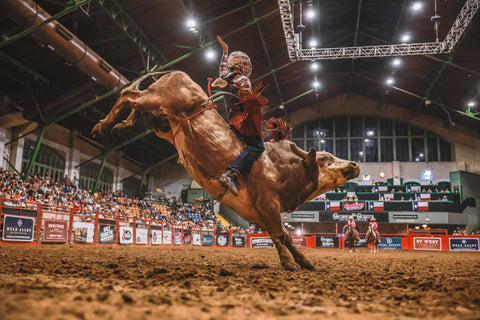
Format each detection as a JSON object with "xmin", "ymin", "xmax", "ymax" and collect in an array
[{"xmin": 1, "ymin": 0, "xmax": 479, "ymax": 171}]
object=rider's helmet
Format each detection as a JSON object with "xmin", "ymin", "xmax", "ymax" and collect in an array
[
  {"xmin": 371, "ymin": 218, "xmax": 376, "ymax": 221},
  {"xmin": 228, "ymin": 51, "xmax": 252, "ymax": 77},
  {"xmin": 349, "ymin": 216, "xmax": 354, "ymax": 220}
]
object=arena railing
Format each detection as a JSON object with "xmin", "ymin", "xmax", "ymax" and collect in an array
[{"xmin": 1, "ymin": 198, "xmax": 478, "ymax": 252}]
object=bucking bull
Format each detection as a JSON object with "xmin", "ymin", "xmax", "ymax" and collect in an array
[{"xmin": 92, "ymin": 71, "xmax": 360, "ymax": 271}]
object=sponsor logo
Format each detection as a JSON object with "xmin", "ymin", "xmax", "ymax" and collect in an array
[
  {"xmin": 449, "ymin": 238, "xmax": 480, "ymax": 252},
  {"xmin": 414, "ymin": 237, "xmax": 442, "ymax": 251}
]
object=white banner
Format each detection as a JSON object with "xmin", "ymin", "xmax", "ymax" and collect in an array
[
  {"xmin": 150, "ymin": 230, "xmax": 162, "ymax": 245},
  {"xmin": 119, "ymin": 227, "xmax": 134, "ymax": 244},
  {"xmin": 163, "ymin": 229, "xmax": 172, "ymax": 244},
  {"xmin": 192, "ymin": 232, "xmax": 201, "ymax": 246},
  {"xmin": 135, "ymin": 228, "xmax": 148, "ymax": 244},
  {"xmin": 73, "ymin": 221, "xmax": 95, "ymax": 243}
]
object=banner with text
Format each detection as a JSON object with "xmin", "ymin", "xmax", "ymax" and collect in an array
[
  {"xmin": 43, "ymin": 219, "xmax": 68, "ymax": 242},
  {"xmin": 250, "ymin": 236, "xmax": 275, "ymax": 249},
  {"xmin": 449, "ymin": 238, "xmax": 479, "ymax": 252},
  {"xmin": 315, "ymin": 235, "xmax": 340, "ymax": 248},
  {"xmin": 3, "ymin": 215, "xmax": 35, "ymax": 241},
  {"xmin": 378, "ymin": 237, "xmax": 403, "ymax": 249},
  {"xmin": 98, "ymin": 224, "xmax": 115, "ymax": 244}
]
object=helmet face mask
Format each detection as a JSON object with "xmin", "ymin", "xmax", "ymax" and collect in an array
[{"xmin": 228, "ymin": 51, "xmax": 252, "ymax": 77}]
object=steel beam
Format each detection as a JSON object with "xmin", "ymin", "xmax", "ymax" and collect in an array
[
  {"xmin": 278, "ymin": 0, "xmax": 480, "ymax": 60},
  {"xmin": 99, "ymin": 0, "xmax": 169, "ymax": 70},
  {"xmin": 121, "ymin": 153, "xmax": 178, "ymax": 182},
  {"xmin": 250, "ymin": 0, "xmax": 284, "ymax": 104},
  {"xmin": 355, "ymin": 73, "xmax": 477, "ymax": 120},
  {"xmin": 264, "ymin": 89, "xmax": 314, "ymax": 115},
  {"xmin": 24, "ymin": 126, "xmax": 46, "ymax": 180},
  {"xmin": 91, "ymin": 151, "xmax": 110, "ymax": 194},
  {"xmin": 0, "ymin": 51, "xmax": 51, "ymax": 87},
  {"xmin": 347, "ymin": 0, "xmax": 363, "ymax": 99},
  {"xmin": 76, "ymin": 129, "xmax": 153, "ymax": 168}
]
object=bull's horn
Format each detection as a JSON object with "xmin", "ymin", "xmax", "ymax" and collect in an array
[{"xmin": 291, "ymin": 143, "xmax": 309, "ymax": 159}]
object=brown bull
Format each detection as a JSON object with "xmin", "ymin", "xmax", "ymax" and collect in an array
[{"xmin": 92, "ymin": 71, "xmax": 360, "ymax": 271}]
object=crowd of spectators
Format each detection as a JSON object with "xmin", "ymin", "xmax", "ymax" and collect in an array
[{"xmin": 0, "ymin": 168, "xmax": 240, "ymax": 230}]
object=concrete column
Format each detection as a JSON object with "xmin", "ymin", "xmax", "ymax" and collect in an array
[{"xmin": 392, "ymin": 161, "xmax": 401, "ymax": 184}]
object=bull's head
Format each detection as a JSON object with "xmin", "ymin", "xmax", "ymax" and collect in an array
[{"xmin": 291, "ymin": 144, "xmax": 360, "ymax": 200}]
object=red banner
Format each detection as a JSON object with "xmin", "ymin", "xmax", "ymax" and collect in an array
[{"xmin": 43, "ymin": 220, "xmax": 68, "ymax": 242}]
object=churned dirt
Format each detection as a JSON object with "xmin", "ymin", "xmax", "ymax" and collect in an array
[{"xmin": 0, "ymin": 245, "xmax": 478, "ymax": 320}]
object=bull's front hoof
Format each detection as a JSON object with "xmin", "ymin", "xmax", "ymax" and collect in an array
[
  {"xmin": 298, "ymin": 259, "xmax": 314, "ymax": 270},
  {"xmin": 112, "ymin": 122, "xmax": 127, "ymax": 133},
  {"xmin": 282, "ymin": 262, "xmax": 299, "ymax": 271}
]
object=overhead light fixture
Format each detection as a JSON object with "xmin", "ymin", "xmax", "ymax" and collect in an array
[
  {"xmin": 400, "ymin": 33, "xmax": 411, "ymax": 43},
  {"xmin": 305, "ymin": 8, "xmax": 315, "ymax": 19},
  {"xmin": 205, "ymin": 49, "xmax": 216, "ymax": 60},
  {"xmin": 386, "ymin": 77, "xmax": 394, "ymax": 85},
  {"xmin": 312, "ymin": 80, "xmax": 320, "ymax": 88},
  {"xmin": 310, "ymin": 61, "xmax": 320, "ymax": 71},
  {"xmin": 186, "ymin": 18, "xmax": 198, "ymax": 33},
  {"xmin": 467, "ymin": 101, "xmax": 476, "ymax": 107},
  {"xmin": 412, "ymin": 2, "xmax": 423, "ymax": 11},
  {"xmin": 392, "ymin": 58, "xmax": 402, "ymax": 67},
  {"xmin": 366, "ymin": 130, "xmax": 374, "ymax": 136},
  {"xmin": 309, "ymin": 39, "xmax": 318, "ymax": 48}
]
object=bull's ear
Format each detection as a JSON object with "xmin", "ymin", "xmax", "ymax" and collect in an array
[{"xmin": 303, "ymin": 148, "xmax": 317, "ymax": 167}]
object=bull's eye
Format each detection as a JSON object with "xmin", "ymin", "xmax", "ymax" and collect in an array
[{"xmin": 319, "ymin": 156, "xmax": 328, "ymax": 162}]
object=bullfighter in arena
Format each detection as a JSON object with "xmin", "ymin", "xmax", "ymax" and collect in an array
[{"xmin": 213, "ymin": 36, "xmax": 268, "ymax": 196}]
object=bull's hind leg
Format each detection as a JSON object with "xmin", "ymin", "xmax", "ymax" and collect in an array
[
  {"xmin": 91, "ymin": 90, "xmax": 141, "ymax": 137},
  {"xmin": 283, "ymin": 227, "xmax": 314, "ymax": 269}
]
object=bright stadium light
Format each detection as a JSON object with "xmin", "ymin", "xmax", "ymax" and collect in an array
[
  {"xmin": 312, "ymin": 80, "xmax": 320, "ymax": 88},
  {"xmin": 412, "ymin": 2, "xmax": 423, "ymax": 11},
  {"xmin": 310, "ymin": 61, "xmax": 320, "ymax": 71},
  {"xmin": 392, "ymin": 58, "xmax": 402, "ymax": 67},
  {"xmin": 205, "ymin": 49, "xmax": 216, "ymax": 60},
  {"xmin": 309, "ymin": 38, "xmax": 318, "ymax": 48},
  {"xmin": 305, "ymin": 8, "xmax": 315, "ymax": 19},
  {"xmin": 295, "ymin": 229, "xmax": 302, "ymax": 236},
  {"xmin": 386, "ymin": 77, "xmax": 394, "ymax": 85},
  {"xmin": 400, "ymin": 33, "xmax": 411, "ymax": 43}
]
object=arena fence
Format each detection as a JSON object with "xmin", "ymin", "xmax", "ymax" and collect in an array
[{"xmin": 1, "ymin": 198, "xmax": 478, "ymax": 252}]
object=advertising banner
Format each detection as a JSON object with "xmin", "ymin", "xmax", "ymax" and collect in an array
[
  {"xmin": 43, "ymin": 219, "xmax": 68, "ymax": 242},
  {"xmin": 342, "ymin": 202, "xmax": 365, "ymax": 211},
  {"xmin": 183, "ymin": 228, "xmax": 192, "ymax": 245},
  {"xmin": 215, "ymin": 232, "xmax": 230, "ymax": 246},
  {"xmin": 192, "ymin": 230, "xmax": 201, "ymax": 246},
  {"xmin": 173, "ymin": 229, "xmax": 182, "ymax": 245},
  {"xmin": 250, "ymin": 236, "xmax": 275, "ymax": 249},
  {"xmin": 413, "ymin": 237, "xmax": 442, "ymax": 251},
  {"xmin": 135, "ymin": 228, "xmax": 148, "ymax": 244},
  {"xmin": 150, "ymin": 229, "xmax": 162, "ymax": 245},
  {"xmin": 449, "ymin": 238, "xmax": 480, "ymax": 252},
  {"xmin": 378, "ymin": 237, "xmax": 403, "ymax": 249},
  {"xmin": 292, "ymin": 237, "xmax": 306, "ymax": 247},
  {"xmin": 98, "ymin": 224, "xmax": 115, "ymax": 244},
  {"xmin": 325, "ymin": 201, "xmax": 341, "ymax": 211},
  {"xmin": 163, "ymin": 227, "xmax": 172, "ymax": 245},
  {"xmin": 73, "ymin": 221, "xmax": 94, "ymax": 243},
  {"xmin": 119, "ymin": 227, "xmax": 133, "ymax": 244},
  {"xmin": 315, "ymin": 235, "xmax": 340, "ymax": 248},
  {"xmin": 3, "ymin": 215, "xmax": 35, "ymax": 241},
  {"xmin": 318, "ymin": 211, "xmax": 389, "ymax": 223},
  {"xmin": 202, "ymin": 232, "xmax": 214, "ymax": 246},
  {"xmin": 231, "ymin": 233, "xmax": 247, "ymax": 247}
]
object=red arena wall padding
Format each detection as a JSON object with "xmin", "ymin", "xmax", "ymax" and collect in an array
[{"xmin": 1, "ymin": 198, "xmax": 479, "ymax": 251}]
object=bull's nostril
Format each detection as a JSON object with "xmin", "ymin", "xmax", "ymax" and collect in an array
[{"xmin": 351, "ymin": 162, "xmax": 357, "ymax": 167}]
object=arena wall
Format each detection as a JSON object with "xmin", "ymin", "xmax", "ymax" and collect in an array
[
  {"xmin": 0, "ymin": 125, "xmax": 143, "ymax": 192},
  {"xmin": 288, "ymin": 93, "xmax": 480, "ymax": 174}
]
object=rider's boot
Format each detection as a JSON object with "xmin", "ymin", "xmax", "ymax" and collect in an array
[{"xmin": 219, "ymin": 169, "xmax": 240, "ymax": 196}]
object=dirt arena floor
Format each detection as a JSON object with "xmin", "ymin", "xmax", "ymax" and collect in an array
[{"xmin": 0, "ymin": 245, "xmax": 478, "ymax": 320}]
